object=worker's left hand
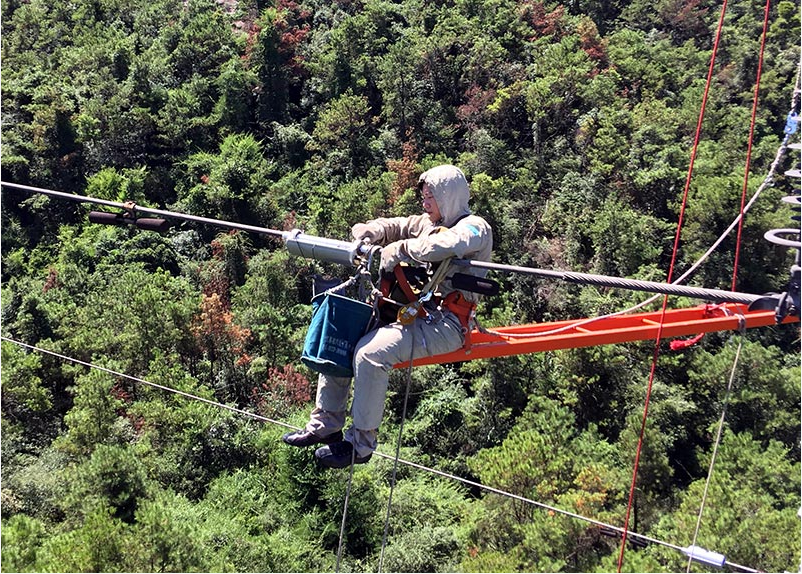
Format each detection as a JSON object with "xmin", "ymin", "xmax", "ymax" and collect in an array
[
  {"xmin": 380, "ymin": 240, "xmax": 410, "ymax": 271},
  {"xmin": 351, "ymin": 223, "xmax": 380, "ymax": 244}
]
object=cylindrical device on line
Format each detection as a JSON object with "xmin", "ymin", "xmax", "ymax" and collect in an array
[
  {"xmin": 283, "ymin": 229, "xmax": 362, "ymax": 266},
  {"xmin": 135, "ymin": 218, "xmax": 171, "ymax": 232},
  {"xmin": 90, "ymin": 211, "xmax": 171, "ymax": 233},
  {"xmin": 681, "ymin": 545, "xmax": 725, "ymax": 568},
  {"xmin": 89, "ymin": 211, "xmax": 130, "ymax": 226}
]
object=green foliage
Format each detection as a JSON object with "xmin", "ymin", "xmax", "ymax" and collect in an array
[
  {"xmin": 545, "ymin": 345, "xmax": 643, "ymax": 437},
  {"xmin": 466, "ymin": 396, "xmax": 627, "ymax": 569},
  {"xmin": 386, "ymin": 474, "xmax": 471, "ymax": 534},
  {"xmin": 644, "ymin": 430, "xmax": 801, "ymax": 573},
  {"xmin": 309, "ymin": 90, "xmax": 379, "ymax": 178},
  {"xmin": 192, "ymin": 469, "xmax": 287, "ymax": 571},
  {"xmin": 215, "ymin": 58, "xmax": 258, "ymax": 136},
  {"xmin": 56, "ymin": 369, "xmax": 127, "ymax": 457},
  {"xmin": 132, "ymin": 395, "xmax": 261, "ymax": 499},
  {"xmin": 687, "ymin": 339, "xmax": 801, "ymax": 454},
  {"xmin": 458, "ymin": 353, "xmax": 546, "ymax": 446},
  {"xmin": 1, "ymin": 445, "xmax": 68, "ymax": 522},
  {"xmin": 403, "ymin": 367, "xmax": 472, "ymax": 461},
  {"xmin": 38, "ymin": 507, "xmax": 132, "ymax": 572},
  {"xmin": 306, "ymin": 169, "xmax": 393, "ymax": 238},
  {"xmin": 251, "ymin": 8, "xmax": 290, "ymax": 126},
  {"xmin": 321, "ymin": 468, "xmax": 383, "ymax": 559},
  {"xmin": 47, "ymin": 263, "xmax": 198, "ymax": 375},
  {"xmin": 62, "ymin": 444, "xmax": 150, "ymax": 524},
  {"xmin": 173, "ymin": 132, "xmax": 278, "ymax": 227},
  {"xmin": 1, "ymin": 514, "xmax": 49, "ymax": 572},
  {"xmin": 589, "ymin": 196, "xmax": 675, "ymax": 277},
  {"xmin": 128, "ymin": 491, "xmax": 207, "ymax": 572},
  {"xmin": 379, "ymin": 474, "xmax": 471, "ymax": 569},
  {"xmin": 232, "ymin": 249, "xmax": 313, "ymax": 371},
  {"xmin": 617, "ymin": 412, "xmax": 676, "ymax": 513},
  {"xmin": 1, "ymin": 340, "xmax": 52, "ymax": 414},
  {"xmin": 31, "ymin": 491, "xmax": 207, "ymax": 572},
  {"xmin": 85, "ymin": 166, "xmax": 149, "ymax": 205},
  {"xmin": 1, "ymin": 0, "xmax": 799, "ymax": 570},
  {"xmin": 467, "ymin": 172, "xmax": 523, "ymax": 257},
  {"xmin": 381, "ymin": 525, "xmax": 461, "ymax": 572}
]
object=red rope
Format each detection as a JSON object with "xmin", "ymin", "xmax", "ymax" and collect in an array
[
  {"xmin": 666, "ymin": 0, "xmax": 771, "ymax": 351},
  {"xmin": 732, "ymin": 0, "xmax": 772, "ymax": 291},
  {"xmin": 669, "ymin": 332, "xmax": 706, "ymax": 350},
  {"xmin": 616, "ymin": 1, "xmax": 730, "ymax": 570}
]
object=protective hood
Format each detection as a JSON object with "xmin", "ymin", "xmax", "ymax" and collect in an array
[{"xmin": 418, "ymin": 165, "xmax": 471, "ymax": 228}]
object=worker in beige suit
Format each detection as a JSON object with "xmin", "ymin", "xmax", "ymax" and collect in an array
[{"xmin": 283, "ymin": 164, "xmax": 493, "ymax": 468}]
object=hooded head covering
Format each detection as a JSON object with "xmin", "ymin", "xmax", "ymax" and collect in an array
[{"xmin": 418, "ymin": 165, "xmax": 471, "ymax": 228}]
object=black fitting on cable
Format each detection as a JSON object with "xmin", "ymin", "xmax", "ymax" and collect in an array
[
  {"xmin": 772, "ymin": 261, "xmax": 800, "ymax": 322},
  {"xmin": 88, "ymin": 210, "xmax": 131, "ymax": 227},
  {"xmin": 88, "ymin": 211, "xmax": 171, "ymax": 233},
  {"xmin": 597, "ymin": 527, "xmax": 650, "ymax": 549},
  {"xmin": 449, "ymin": 272, "xmax": 500, "ymax": 295},
  {"xmin": 135, "ymin": 217, "xmax": 171, "ymax": 232}
]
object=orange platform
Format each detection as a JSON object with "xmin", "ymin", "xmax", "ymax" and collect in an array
[{"xmin": 399, "ymin": 303, "xmax": 799, "ymax": 367}]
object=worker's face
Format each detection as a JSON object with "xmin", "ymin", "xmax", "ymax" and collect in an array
[{"xmin": 421, "ymin": 183, "xmax": 442, "ymax": 223}]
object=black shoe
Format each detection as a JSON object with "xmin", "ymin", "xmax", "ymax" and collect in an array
[
  {"xmin": 314, "ymin": 440, "xmax": 372, "ymax": 469},
  {"xmin": 282, "ymin": 429, "xmax": 343, "ymax": 448}
]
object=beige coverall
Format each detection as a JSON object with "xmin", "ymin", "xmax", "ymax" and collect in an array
[{"xmin": 304, "ymin": 165, "xmax": 493, "ymax": 457}]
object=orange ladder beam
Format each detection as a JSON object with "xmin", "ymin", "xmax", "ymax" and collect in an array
[{"xmin": 399, "ymin": 304, "xmax": 799, "ymax": 367}]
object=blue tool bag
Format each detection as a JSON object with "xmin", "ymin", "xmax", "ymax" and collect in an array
[{"xmin": 301, "ymin": 292, "xmax": 374, "ymax": 377}]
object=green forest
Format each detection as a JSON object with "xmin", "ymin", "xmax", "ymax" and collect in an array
[{"xmin": 1, "ymin": 0, "xmax": 800, "ymax": 570}]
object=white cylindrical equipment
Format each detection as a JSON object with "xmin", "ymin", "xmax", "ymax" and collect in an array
[
  {"xmin": 682, "ymin": 545, "xmax": 726, "ymax": 567},
  {"xmin": 283, "ymin": 229, "xmax": 363, "ymax": 267}
]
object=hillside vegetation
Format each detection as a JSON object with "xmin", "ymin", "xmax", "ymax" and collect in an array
[{"xmin": 1, "ymin": 0, "xmax": 800, "ymax": 571}]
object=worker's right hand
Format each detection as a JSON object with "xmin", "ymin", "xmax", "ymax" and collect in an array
[{"xmin": 351, "ymin": 223, "xmax": 380, "ymax": 244}]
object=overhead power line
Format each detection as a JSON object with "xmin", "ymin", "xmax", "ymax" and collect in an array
[
  {"xmin": 452, "ymin": 259, "xmax": 766, "ymax": 305},
  {"xmin": 0, "ymin": 180, "xmax": 781, "ymax": 307}
]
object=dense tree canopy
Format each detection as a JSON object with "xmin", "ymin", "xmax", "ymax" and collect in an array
[{"xmin": 1, "ymin": 0, "xmax": 800, "ymax": 571}]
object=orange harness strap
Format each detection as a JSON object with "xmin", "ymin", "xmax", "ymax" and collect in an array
[
  {"xmin": 393, "ymin": 265, "xmax": 420, "ymax": 303},
  {"xmin": 441, "ymin": 291, "xmax": 477, "ymax": 352}
]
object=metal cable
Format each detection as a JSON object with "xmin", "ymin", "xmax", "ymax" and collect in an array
[
  {"xmin": 0, "ymin": 335, "xmax": 761, "ymax": 573},
  {"xmin": 0, "ymin": 181, "xmax": 286, "ymax": 238},
  {"xmin": 0, "ymin": 337, "xmax": 295, "ymax": 430},
  {"xmin": 453, "ymin": 260, "xmax": 764, "ymax": 304},
  {"xmin": 0, "ymin": 179, "xmax": 778, "ymax": 306}
]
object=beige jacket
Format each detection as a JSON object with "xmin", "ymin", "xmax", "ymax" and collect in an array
[{"xmin": 353, "ymin": 165, "xmax": 493, "ymax": 303}]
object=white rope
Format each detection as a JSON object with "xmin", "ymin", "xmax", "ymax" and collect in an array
[{"xmin": 685, "ymin": 332, "xmax": 744, "ymax": 573}]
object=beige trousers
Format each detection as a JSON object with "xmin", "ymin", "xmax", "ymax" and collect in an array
[{"xmin": 305, "ymin": 311, "xmax": 465, "ymax": 457}]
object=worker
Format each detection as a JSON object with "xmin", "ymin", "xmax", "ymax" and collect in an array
[{"xmin": 282, "ymin": 164, "xmax": 493, "ymax": 468}]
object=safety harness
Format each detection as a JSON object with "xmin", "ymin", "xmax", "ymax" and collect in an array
[
  {"xmin": 384, "ymin": 258, "xmax": 479, "ymax": 353},
  {"xmin": 376, "ymin": 218, "xmax": 493, "ymax": 352}
]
